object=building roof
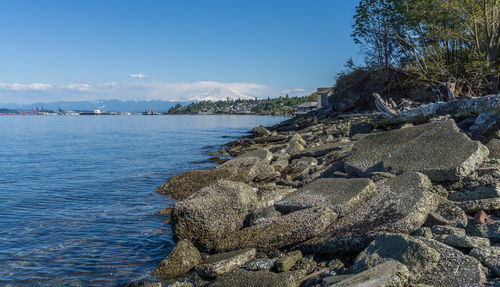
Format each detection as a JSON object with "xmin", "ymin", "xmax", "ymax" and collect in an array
[
  {"xmin": 295, "ymin": 101, "xmax": 318, "ymax": 108},
  {"xmin": 317, "ymin": 87, "xmax": 333, "ymax": 94}
]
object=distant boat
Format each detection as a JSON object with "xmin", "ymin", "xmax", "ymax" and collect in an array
[
  {"xmin": 80, "ymin": 109, "xmax": 103, "ymax": 115},
  {"xmin": 142, "ymin": 110, "xmax": 159, "ymax": 115}
]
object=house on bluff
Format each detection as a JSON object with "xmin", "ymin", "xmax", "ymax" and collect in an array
[{"xmin": 293, "ymin": 87, "xmax": 333, "ymax": 115}]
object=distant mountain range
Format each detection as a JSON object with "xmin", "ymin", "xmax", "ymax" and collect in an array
[{"xmin": 0, "ymin": 99, "xmax": 193, "ymax": 113}]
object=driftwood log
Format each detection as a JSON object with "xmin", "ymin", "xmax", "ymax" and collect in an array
[{"xmin": 373, "ymin": 93, "xmax": 500, "ymax": 128}]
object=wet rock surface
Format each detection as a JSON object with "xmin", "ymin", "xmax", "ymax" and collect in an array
[
  {"xmin": 152, "ymin": 239, "xmax": 202, "ymax": 278},
  {"xmin": 155, "ymin": 168, "xmax": 235, "ymax": 200}
]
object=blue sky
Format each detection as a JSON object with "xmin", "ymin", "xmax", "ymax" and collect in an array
[{"xmin": 0, "ymin": 0, "xmax": 361, "ymax": 104}]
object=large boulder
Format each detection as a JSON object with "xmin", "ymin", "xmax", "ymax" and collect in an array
[
  {"xmin": 415, "ymin": 237, "xmax": 487, "ymax": 286},
  {"xmin": 155, "ymin": 168, "xmax": 235, "ymax": 200},
  {"xmin": 351, "ymin": 234, "xmax": 440, "ymax": 282},
  {"xmin": 216, "ymin": 207, "xmax": 337, "ymax": 252},
  {"xmin": 152, "ymin": 239, "xmax": 202, "ymax": 278},
  {"xmin": 301, "ymin": 173, "xmax": 438, "ymax": 255},
  {"xmin": 327, "ymin": 260, "xmax": 409, "ymax": 287},
  {"xmin": 345, "ymin": 120, "xmax": 488, "ymax": 182},
  {"xmin": 171, "ymin": 180, "xmax": 257, "ymax": 251},
  {"xmin": 274, "ymin": 178, "xmax": 376, "ymax": 216}
]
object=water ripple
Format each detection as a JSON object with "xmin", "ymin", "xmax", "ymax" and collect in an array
[{"xmin": 0, "ymin": 115, "xmax": 286, "ymax": 286}]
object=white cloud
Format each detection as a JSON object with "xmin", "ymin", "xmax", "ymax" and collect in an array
[
  {"xmin": 0, "ymin": 80, "xmax": 296, "ymax": 104},
  {"xmin": 0, "ymin": 82, "xmax": 54, "ymax": 91},
  {"xmin": 129, "ymin": 73, "xmax": 150, "ymax": 79}
]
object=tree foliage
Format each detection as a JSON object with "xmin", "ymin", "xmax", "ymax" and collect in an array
[{"xmin": 352, "ymin": 0, "xmax": 500, "ymax": 96}]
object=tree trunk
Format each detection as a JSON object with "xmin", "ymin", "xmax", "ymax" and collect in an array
[{"xmin": 373, "ymin": 93, "xmax": 500, "ymax": 127}]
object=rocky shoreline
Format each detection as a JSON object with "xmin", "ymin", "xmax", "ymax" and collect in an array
[{"xmin": 132, "ymin": 109, "xmax": 499, "ymax": 286}]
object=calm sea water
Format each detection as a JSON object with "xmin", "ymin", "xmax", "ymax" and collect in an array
[{"xmin": 0, "ymin": 115, "xmax": 286, "ymax": 286}]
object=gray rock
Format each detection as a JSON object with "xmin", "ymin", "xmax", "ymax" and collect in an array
[
  {"xmin": 235, "ymin": 148, "xmax": 273, "ymax": 162},
  {"xmin": 301, "ymin": 235, "xmax": 375, "ymax": 258},
  {"xmin": 416, "ymin": 237, "xmax": 487, "ymax": 286},
  {"xmin": 289, "ymin": 133, "xmax": 307, "ymax": 146},
  {"xmin": 327, "ymin": 260, "xmax": 409, "ymax": 287},
  {"xmin": 172, "ymin": 180, "xmax": 257, "ymax": 251},
  {"xmin": 459, "ymin": 198, "xmax": 500, "ymax": 213},
  {"xmin": 319, "ymin": 173, "xmax": 437, "ymax": 237},
  {"xmin": 486, "ymin": 138, "xmax": 500, "ymax": 159},
  {"xmin": 287, "ymin": 141, "xmax": 305, "ymax": 156},
  {"xmin": 275, "ymin": 250, "xmax": 303, "ymax": 272},
  {"xmin": 483, "ymin": 256, "xmax": 500, "ymax": 277},
  {"xmin": 431, "ymin": 225, "xmax": 466, "ymax": 237},
  {"xmin": 155, "ymin": 168, "xmax": 235, "ymax": 200},
  {"xmin": 457, "ymin": 117, "xmax": 477, "ymax": 132},
  {"xmin": 272, "ymin": 151, "xmax": 291, "ymax": 171},
  {"xmin": 246, "ymin": 206, "xmax": 281, "ymax": 226},
  {"xmin": 274, "ymin": 178, "xmax": 376, "ymax": 216},
  {"xmin": 449, "ymin": 184, "xmax": 500, "ymax": 202},
  {"xmin": 470, "ymin": 246, "xmax": 500, "ymax": 261},
  {"xmin": 349, "ymin": 133, "xmax": 372, "ymax": 141},
  {"xmin": 345, "ymin": 120, "xmax": 488, "ymax": 182},
  {"xmin": 320, "ymin": 275, "xmax": 354, "ymax": 286},
  {"xmin": 216, "ymin": 207, "xmax": 337, "ymax": 252},
  {"xmin": 470, "ymin": 246, "xmax": 500, "ymax": 277},
  {"xmin": 152, "ymin": 239, "xmax": 202, "ymax": 278},
  {"xmin": 441, "ymin": 234, "xmax": 490, "ymax": 249},
  {"xmin": 251, "ymin": 125, "xmax": 271, "ymax": 137},
  {"xmin": 469, "ymin": 112, "xmax": 500, "ymax": 137},
  {"xmin": 284, "ymin": 157, "xmax": 318, "ymax": 176},
  {"xmin": 467, "ymin": 221, "xmax": 500, "ymax": 243},
  {"xmin": 254, "ymin": 184, "xmax": 296, "ymax": 209},
  {"xmin": 244, "ymin": 258, "xmax": 276, "ymax": 271},
  {"xmin": 295, "ymin": 142, "xmax": 341, "ymax": 158},
  {"xmin": 295, "ymin": 141, "xmax": 354, "ymax": 159},
  {"xmin": 195, "ymin": 248, "xmax": 256, "ymax": 278},
  {"xmin": 255, "ymin": 134, "xmax": 288, "ymax": 144},
  {"xmin": 349, "ymin": 122, "xmax": 373, "ymax": 138},
  {"xmin": 433, "ymin": 199, "xmax": 468, "ymax": 228},
  {"xmin": 414, "ymin": 227, "xmax": 433, "ymax": 238},
  {"xmin": 423, "ymin": 212, "xmax": 449, "ymax": 226},
  {"xmin": 210, "ymin": 269, "xmax": 294, "ymax": 287},
  {"xmin": 218, "ymin": 156, "xmax": 278, "ymax": 183},
  {"xmin": 351, "ymin": 234, "xmax": 440, "ymax": 282}
]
